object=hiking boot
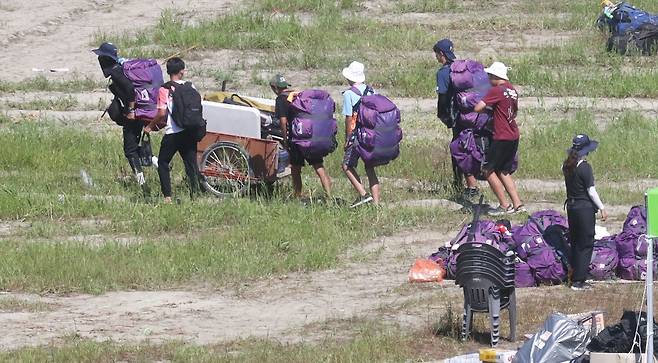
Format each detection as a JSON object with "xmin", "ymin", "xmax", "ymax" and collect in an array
[
  {"xmin": 488, "ymin": 205, "xmax": 514, "ymax": 216},
  {"xmin": 462, "ymin": 188, "xmax": 480, "ymax": 204},
  {"xmin": 570, "ymin": 281, "xmax": 592, "ymax": 291},
  {"xmin": 350, "ymin": 194, "xmax": 374, "ymax": 208}
]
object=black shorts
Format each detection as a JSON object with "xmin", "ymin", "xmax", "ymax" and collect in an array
[
  {"xmin": 484, "ymin": 139, "xmax": 518, "ymax": 174},
  {"xmin": 289, "ymin": 144, "xmax": 323, "ymax": 167}
]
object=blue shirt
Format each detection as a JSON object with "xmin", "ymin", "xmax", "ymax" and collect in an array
[
  {"xmin": 343, "ymin": 84, "xmax": 368, "ymax": 116},
  {"xmin": 436, "ymin": 63, "xmax": 451, "ymax": 95}
]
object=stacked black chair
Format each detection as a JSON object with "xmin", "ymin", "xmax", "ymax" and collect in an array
[{"xmin": 454, "ymin": 196, "xmax": 517, "ymax": 347}]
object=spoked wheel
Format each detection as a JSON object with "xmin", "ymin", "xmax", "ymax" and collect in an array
[{"xmin": 199, "ymin": 142, "xmax": 252, "ymax": 198}]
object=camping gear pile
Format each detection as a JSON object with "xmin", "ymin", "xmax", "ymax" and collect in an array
[
  {"xmin": 448, "ymin": 59, "xmax": 517, "ymax": 180},
  {"xmin": 598, "ymin": 2, "xmax": 658, "ymax": 55},
  {"xmin": 429, "ymin": 206, "xmax": 655, "ymax": 287}
]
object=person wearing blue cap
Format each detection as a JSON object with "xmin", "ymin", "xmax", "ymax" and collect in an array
[
  {"xmin": 92, "ymin": 42, "xmax": 146, "ymax": 187},
  {"xmin": 563, "ymin": 134, "xmax": 607, "ymax": 291},
  {"xmin": 433, "ymin": 39, "xmax": 480, "ymax": 202}
]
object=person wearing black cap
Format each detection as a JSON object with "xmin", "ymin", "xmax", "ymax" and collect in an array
[
  {"xmin": 563, "ymin": 134, "xmax": 607, "ymax": 291},
  {"xmin": 433, "ymin": 38, "xmax": 480, "ymax": 202},
  {"xmin": 92, "ymin": 42, "xmax": 145, "ymax": 186},
  {"xmin": 270, "ymin": 74, "xmax": 332, "ymax": 198}
]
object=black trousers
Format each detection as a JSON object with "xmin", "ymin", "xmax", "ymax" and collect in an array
[
  {"xmin": 567, "ymin": 206, "xmax": 596, "ymax": 283},
  {"xmin": 157, "ymin": 130, "xmax": 201, "ymax": 198},
  {"xmin": 123, "ymin": 121, "xmax": 144, "ymax": 174}
]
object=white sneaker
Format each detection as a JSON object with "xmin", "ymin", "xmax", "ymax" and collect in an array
[
  {"xmin": 151, "ymin": 156, "xmax": 159, "ymax": 168},
  {"xmin": 135, "ymin": 172, "xmax": 146, "ymax": 186}
]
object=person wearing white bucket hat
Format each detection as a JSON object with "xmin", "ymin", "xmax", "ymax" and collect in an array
[
  {"xmin": 341, "ymin": 61, "xmax": 378, "ymax": 208},
  {"xmin": 474, "ymin": 61, "xmax": 525, "ymax": 216}
]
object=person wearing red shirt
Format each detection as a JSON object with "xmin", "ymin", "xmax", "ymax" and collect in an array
[{"xmin": 474, "ymin": 62, "xmax": 525, "ymax": 216}]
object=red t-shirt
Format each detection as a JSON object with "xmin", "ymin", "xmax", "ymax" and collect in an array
[{"xmin": 482, "ymin": 82, "xmax": 520, "ymax": 141}]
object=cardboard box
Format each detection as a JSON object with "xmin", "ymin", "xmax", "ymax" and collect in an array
[{"xmin": 590, "ymin": 352, "xmax": 651, "ymax": 363}]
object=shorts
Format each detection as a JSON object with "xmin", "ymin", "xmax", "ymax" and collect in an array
[
  {"xmin": 484, "ymin": 139, "xmax": 518, "ymax": 174},
  {"xmin": 342, "ymin": 140, "xmax": 361, "ymax": 168},
  {"xmin": 289, "ymin": 143, "xmax": 323, "ymax": 167}
]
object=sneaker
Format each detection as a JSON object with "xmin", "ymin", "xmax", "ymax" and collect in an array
[
  {"xmin": 513, "ymin": 205, "xmax": 527, "ymax": 214},
  {"xmin": 488, "ymin": 205, "xmax": 514, "ymax": 216},
  {"xmin": 462, "ymin": 188, "xmax": 480, "ymax": 204},
  {"xmin": 570, "ymin": 281, "xmax": 592, "ymax": 291},
  {"xmin": 350, "ymin": 194, "xmax": 374, "ymax": 208}
]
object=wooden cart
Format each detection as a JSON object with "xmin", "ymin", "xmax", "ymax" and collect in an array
[{"xmin": 196, "ymin": 98, "xmax": 287, "ymax": 197}]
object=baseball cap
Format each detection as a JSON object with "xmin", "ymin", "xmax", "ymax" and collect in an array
[
  {"xmin": 269, "ymin": 74, "xmax": 291, "ymax": 88},
  {"xmin": 433, "ymin": 39, "xmax": 456, "ymax": 61}
]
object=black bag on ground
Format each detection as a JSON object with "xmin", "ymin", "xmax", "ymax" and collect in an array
[
  {"xmin": 138, "ymin": 132, "xmax": 153, "ymax": 167},
  {"xmin": 635, "ymin": 24, "xmax": 658, "ymax": 55},
  {"xmin": 166, "ymin": 81, "xmax": 207, "ymax": 141},
  {"xmin": 588, "ymin": 311, "xmax": 658, "ymax": 353}
]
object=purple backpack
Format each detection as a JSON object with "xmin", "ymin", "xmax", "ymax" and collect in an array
[
  {"xmin": 622, "ymin": 205, "xmax": 647, "ymax": 236},
  {"xmin": 289, "ymin": 90, "xmax": 338, "ymax": 160},
  {"xmin": 527, "ymin": 246, "xmax": 567, "ymax": 284},
  {"xmin": 122, "ymin": 59, "xmax": 164, "ymax": 120},
  {"xmin": 449, "ymin": 129, "xmax": 487, "ymax": 178},
  {"xmin": 512, "ymin": 210, "xmax": 569, "ymax": 247},
  {"xmin": 352, "ymin": 87, "xmax": 403, "ymax": 167},
  {"xmin": 456, "ymin": 111, "xmax": 491, "ymax": 131},
  {"xmin": 615, "ymin": 231, "xmax": 651, "ymax": 259},
  {"xmin": 589, "ymin": 236, "xmax": 619, "ymax": 280},
  {"xmin": 515, "ymin": 259, "xmax": 536, "ymax": 288},
  {"xmin": 618, "ymin": 257, "xmax": 658, "ymax": 280},
  {"xmin": 450, "ymin": 60, "xmax": 490, "ymax": 91}
]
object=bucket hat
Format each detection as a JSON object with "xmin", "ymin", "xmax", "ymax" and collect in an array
[
  {"xmin": 484, "ymin": 62, "xmax": 510, "ymax": 81},
  {"xmin": 570, "ymin": 134, "xmax": 599, "ymax": 157},
  {"xmin": 342, "ymin": 61, "xmax": 366, "ymax": 83},
  {"xmin": 91, "ymin": 42, "xmax": 119, "ymax": 61}
]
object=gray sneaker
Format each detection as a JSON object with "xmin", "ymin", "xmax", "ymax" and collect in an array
[
  {"xmin": 350, "ymin": 194, "xmax": 374, "ymax": 208},
  {"xmin": 570, "ymin": 282, "xmax": 592, "ymax": 291}
]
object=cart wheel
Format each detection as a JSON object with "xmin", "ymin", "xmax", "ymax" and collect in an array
[{"xmin": 199, "ymin": 142, "xmax": 252, "ymax": 198}]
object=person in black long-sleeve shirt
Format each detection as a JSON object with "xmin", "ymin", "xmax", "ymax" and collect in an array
[
  {"xmin": 93, "ymin": 42, "xmax": 146, "ymax": 186},
  {"xmin": 563, "ymin": 134, "xmax": 608, "ymax": 291}
]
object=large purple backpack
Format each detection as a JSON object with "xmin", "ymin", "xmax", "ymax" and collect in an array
[
  {"xmin": 456, "ymin": 111, "xmax": 491, "ymax": 131},
  {"xmin": 515, "ymin": 259, "xmax": 536, "ymax": 288},
  {"xmin": 289, "ymin": 90, "xmax": 338, "ymax": 160},
  {"xmin": 618, "ymin": 257, "xmax": 658, "ymax": 280},
  {"xmin": 122, "ymin": 59, "xmax": 164, "ymax": 120},
  {"xmin": 449, "ymin": 129, "xmax": 487, "ymax": 178},
  {"xmin": 589, "ymin": 236, "xmax": 619, "ymax": 280},
  {"xmin": 513, "ymin": 210, "xmax": 569, "ymax": 247},
  {"xmin": 622, "ymin": 205, "xmax": 647, "ymax": 236},
  {"xmin": 527, "ymin": 246, "xmax": 567, "ymax": 284},
  {"xmin": 351, "ymin": 87, "xmax": 403, "ymax": 167},
  {"xmin": 615, "ymin": 231, "xmax": 652, "ymax": 259},
  {"xmin": 450, "ymin": 60, "xmax": 489, "ymax": 91}
]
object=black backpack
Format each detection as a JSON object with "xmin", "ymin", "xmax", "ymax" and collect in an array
[{"xmin": 165, "ymin": 81, "xmax": 207, "ymax": 141}]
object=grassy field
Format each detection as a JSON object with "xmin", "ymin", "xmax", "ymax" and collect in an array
[{"xmin": 2, "ymin": 0, "xmax": 658, "ymax": 361}]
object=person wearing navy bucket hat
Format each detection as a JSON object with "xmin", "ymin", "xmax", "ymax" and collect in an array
[
  {"xmin": 563, "ymin": 134, "xmax": 608, "ymax": 291},
  {"xmin": 92, "ymin": 42, "xmax": 147, "ymax": 188}
]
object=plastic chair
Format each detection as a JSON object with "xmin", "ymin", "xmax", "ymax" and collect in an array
[{"xmin": 456, "ymin": 243, "xmax": 517, "ymax": 347}]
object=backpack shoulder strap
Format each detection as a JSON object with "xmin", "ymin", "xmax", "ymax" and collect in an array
[{"xmin": 351, "ymin": 85, "xmax": 373, "ymax": 115}]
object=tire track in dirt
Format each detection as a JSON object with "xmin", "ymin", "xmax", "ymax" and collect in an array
[{"xmin": 0, "ymin": 229, "xmax": 455, "ymax": 350}]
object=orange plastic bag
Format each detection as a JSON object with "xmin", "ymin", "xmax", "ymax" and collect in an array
[{"xmin": 408, "ymin": 258, "xmax": 445, "ymax": 283}]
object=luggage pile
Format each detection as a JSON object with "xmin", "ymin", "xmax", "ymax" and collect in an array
[
  {"xmin": 448, "ymin": 59, "xmax": 517, "ymax": 180},
  {"xmin": 598, "ymin": 2, "xmax": 658, "ymax": 55},
  {"xmin": 429, "ymin": 206, "xmax": 656, "ymax": 287}
]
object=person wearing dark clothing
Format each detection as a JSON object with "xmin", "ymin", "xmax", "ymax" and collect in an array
[
  {"xmin": 93, "ymin": 42, "xmax": 146, "ymax": 185},
  {"xmin": 270, "ymin": 74, "xmax": 332, "ymax": 198},
  {"xmin": 145, "ymin": 57, "xmax": 201, "ymax": 203},
  {"xmin": 563, "ymin": 134, "xmax": 608, "ymax": 291},
  {"xmin": 433, "ymin": 39, "xmax": 479, "ymax": 201}
]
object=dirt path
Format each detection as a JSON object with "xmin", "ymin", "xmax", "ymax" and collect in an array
[
  {"xmin": 0, "ymin": 229, "xmax": 454, "ymax": 349},
  {"xmin": 0, "ymin": 0, "xmax": 235, "ymax": 82}
]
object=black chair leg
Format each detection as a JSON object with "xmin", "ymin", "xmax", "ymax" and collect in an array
[
  {"xmin": 462, "ymin": 303, "xmax": 473, "ymax": 341},
  {"xmin": 509, "ymin": 289, "xmax": 517, "ymax": 342},
  {"xmin": 488, "ymin": 293, "xmax": 501, "ymax": 347}
]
